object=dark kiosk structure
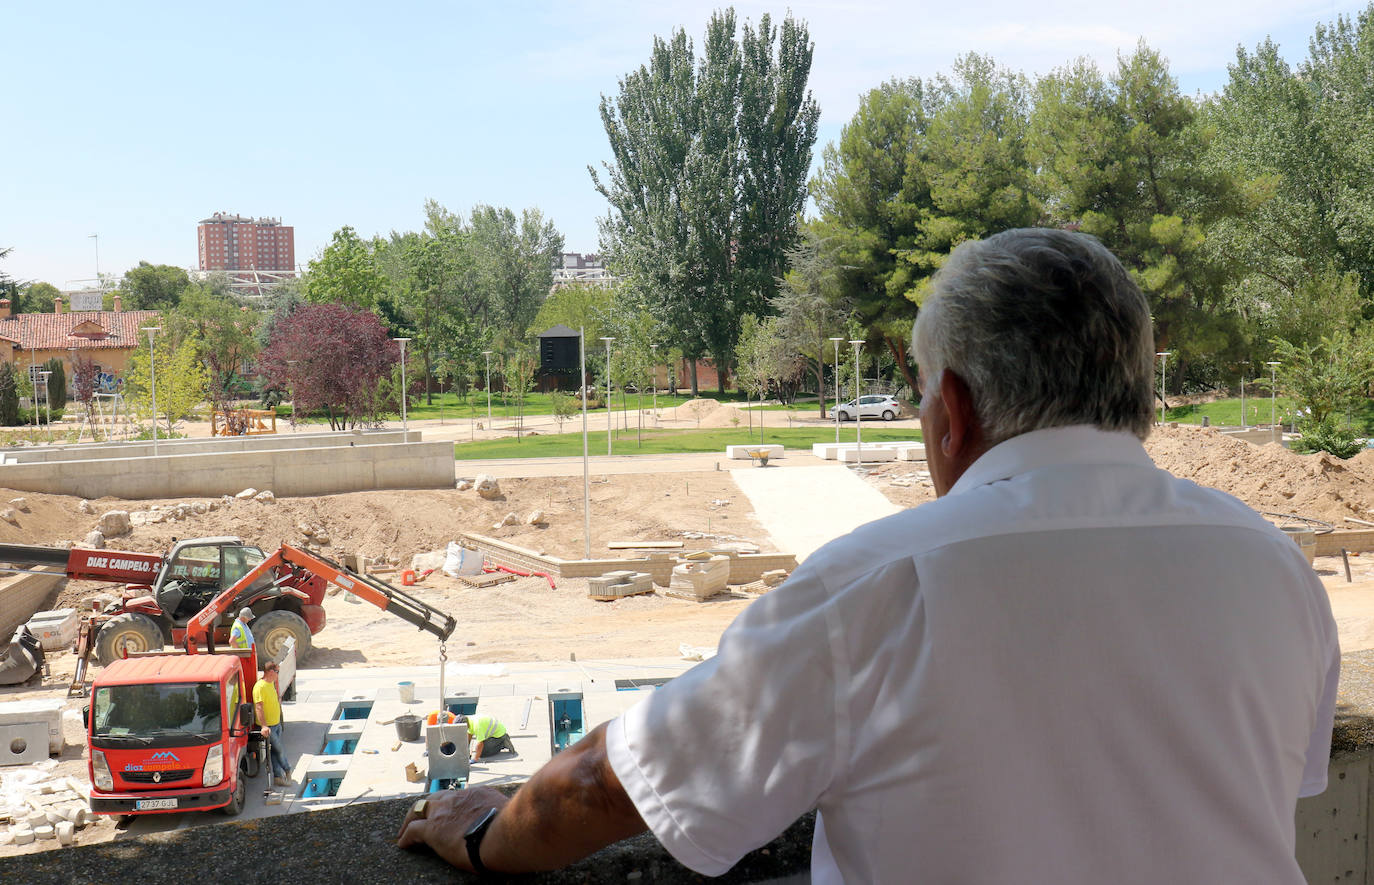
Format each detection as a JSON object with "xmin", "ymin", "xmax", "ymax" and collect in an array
[{"xmin": 537, "ymin": 325, "xmax": 582, "ymax": 392}]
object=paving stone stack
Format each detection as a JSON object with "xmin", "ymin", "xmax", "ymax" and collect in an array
[{"xmin": 586, "ymin": 570, "xmax": 655, "ymax": 601}]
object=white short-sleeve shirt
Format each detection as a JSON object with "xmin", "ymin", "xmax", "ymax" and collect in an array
[{"xmin": 607, "ymin": 426, "xmax": 1339, "ymax": 884}]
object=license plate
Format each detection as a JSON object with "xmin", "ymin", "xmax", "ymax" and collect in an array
[{"xmin": 135, "ymin": 798, "xmax": 177, "ymax": 811}]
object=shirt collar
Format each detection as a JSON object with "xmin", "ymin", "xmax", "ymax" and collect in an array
[{"xmin": 947, "ymin": 425, "xmax": 1154, "ymax": 497}]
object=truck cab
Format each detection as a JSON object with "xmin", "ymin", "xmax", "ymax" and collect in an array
[{"xmin": 88, "ymin": 650, "xmax": 260, "ymax": 816}]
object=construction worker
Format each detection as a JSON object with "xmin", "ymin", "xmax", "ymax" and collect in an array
[
  {"xmin": 229, "ymin": 607, "xmax": 254, "ymax": 650},
  {"xmin": 253, "ymin": 660, "xmax": 291, "ymax": 786},
  {"xmin": 457, "ymin": 713, "xmax": 514, "ymax": 760}
]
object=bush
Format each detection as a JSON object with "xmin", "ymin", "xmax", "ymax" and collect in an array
[
  {"xmin": 1292, "ymin": 415, "xmax": 1365, "ymax": 459},
  {"xmin": 17, "ymin": 407, "xmax": 64, "ymax": 426},
  {"xmin": 44, "ymin": 358, "xmax": 67, "ymax": 411}
]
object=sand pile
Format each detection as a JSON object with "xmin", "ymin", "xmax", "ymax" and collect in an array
[
  {"xmin": 673, "ymin": 398, "xmax": 750, "ymax": 428},
  {"xmin": 1145, "ymin": 425, "xmax": 1374, "ymax": 524}
]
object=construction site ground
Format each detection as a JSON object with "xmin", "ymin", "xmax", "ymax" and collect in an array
[{"xmin": 5, "ymin": 421, "xmax": 1374, "ymax": 857}]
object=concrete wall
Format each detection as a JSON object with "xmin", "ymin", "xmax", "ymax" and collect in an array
[
  {"xmin": 0, "ymin": 567, "xmax": 64, "ymax": 639},
  {"xmin": 1320, "ymin": 530, "xmax": 1374, "ymax": 556},
  {"xmin": 0, "ymin": 429, "xmax": 417, "ymax": 463},
  {"xmin": 0, "ymin": 440, "xmax": 454, "ymax": 499}
]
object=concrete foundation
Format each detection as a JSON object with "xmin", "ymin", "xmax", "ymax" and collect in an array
[
  {"xmin": 0, "ymin": 438, "xmax": 454, "ymax": 499},
  {"xmin": 0, "ymin": 430, "xmax": 417, "ymax": 464}
]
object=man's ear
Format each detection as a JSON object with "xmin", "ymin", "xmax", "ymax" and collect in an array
[{"xmin": 939, "ymin": 370, "xmax": 981, "ymax": 461}]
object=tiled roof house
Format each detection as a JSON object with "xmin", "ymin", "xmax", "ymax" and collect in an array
[{"xmin": 0, "ymin": 296, "xmax": 160, "ymax": 387}]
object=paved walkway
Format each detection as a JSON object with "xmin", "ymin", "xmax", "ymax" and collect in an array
[{"xmin": 730, "ymin": 463, "xmax": 903, "ymax": 563}]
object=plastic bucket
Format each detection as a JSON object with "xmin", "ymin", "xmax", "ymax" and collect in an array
[
  {"xmin": 398, "ymin": 681, "xmax": 416, "ymax": 704},
  {"xmin": 1279, "ymin": 525, "xmax": 1317, "ymax": 566},
  {"xmin": 395, "ymin": 714, "xmax": 422, "ymax": 742}
]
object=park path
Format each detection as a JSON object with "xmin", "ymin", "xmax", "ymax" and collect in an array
[{"xmin": 730, "ymin": 463, "xmax": 903, "ymax": 563}]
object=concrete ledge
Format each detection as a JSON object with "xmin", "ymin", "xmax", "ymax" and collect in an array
[
  {"xmin": 812, "ymin": 441, "xmax": 919, "ymax": 460},
  {"xmin": 0, "ymin": 786, "xmax": 814, "ymax": 884},
  {"xmin": 0, "ymin": 441, "xmax": 454, "ymax": 499},
  {"xmin": 896, "ymin": 445, "xmax": 926, "ymax": 461},
  {"xmin": 1318, "ymin": 530, "xmax": 1374, "ymax": 556},
  {"xmin": 0, "ymin": 429, "xmax": 418, "ymax": 463},
  {"xmin": 838, "ymin": 447, "xmax": 896, "ymax": 463}
]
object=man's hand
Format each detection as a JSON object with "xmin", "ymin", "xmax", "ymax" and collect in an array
[
  {"xmin": 397, "ymin": 786, "xmax": 510, "ymax": 871},
  {"xmin": 260, "ymin": 726, "xmax": 269, "ymax": 738}
]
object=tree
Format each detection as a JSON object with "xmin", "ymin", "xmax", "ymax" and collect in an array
[
  {"xmin": 126, "ymin": 335, "xmax": 209, "ymax": 435},
  {"xmin": 0, "ymin": 363, "xmax": 18, "ymax": 426},
  {"xmin": 469, "ymin": 205, "xmax": 564, "ymax": 342},
  {"xmin": 72, "ymin": 355, "xmax": 99, "ymax": 427},
  {"xmin": 774, "ymin": 226, "xmax": 851, "ymax": 416},
  {"xmin": 303, "ymin": 226, "xmax": 388, "ymax": 311},
  {"xmin": 120, "ymin": 262, "xmax": 190, "ymax": 311},
  {"xmin": 17, "ymin": 281, "xmax": 61, "ymax": 314},
  {"xmin": 811, "ymin": 79, "xmax": 929, "ymax": 394},
  {"xmin": 592, "ymin": 9, "xmax": 819, "ymax": 394},
  {"xmin": 257, "ymin": 303, "xmax": 398, "ymax": 431},
  {"xmin": 168, "ymin": 282, "xmax": 260, "ymax": 397},
  {"xmin": 527, "ymin": 283, "xmax": 616, "ymax": 342},
  {"xmin": 735, "ymin": 313, "xmax": 803, "ymax": 441},
  {"xmin": 43, "ymin": 358, "xmax": 66, "ymax": 411},
  {"xmin": 1273, "ymin": 329, "xmax": 1374, "ymax": 425}
]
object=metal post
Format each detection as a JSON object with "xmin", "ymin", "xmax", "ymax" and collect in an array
[
  {"xmin": 850, "ymin": 340, "xmax": 864, "ymax": 465},
  {"xmin": 581, "ymin": 328, "xmax": 590, "ymax": 560},
  {"xmin": 1267, "ymin": 361, "xmax": 1280, "ymax": 443},
  {"xmin": 830, "ymin": 337, "xmax": 843, "ymax": 444},
  {"xmin": 482, "ymin": 351, "xmax": 493, "ymax": 428},
  {"xmin": 286, "ymin": 360, "xmax": 298, "ymax": 432},
  {"xmin": 142, "ymin": 327, "xmax": 160, "ymax": 455},
  {"xmin": 600, "ymin": 338, "xmax": 615, "ymax": 457},
  {"xmin": 394, "ymin": 338, "xmax": 411, "ymax": 438},
  {"xmin": 1240, "ymin": 375, "xmax": 1246, "ymax": 430}
]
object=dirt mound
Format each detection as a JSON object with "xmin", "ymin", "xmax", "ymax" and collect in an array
[
  {"xmin": 1145, "ymin": 425, "xmax": 1374, "ymax": 524},
  {"xmin": 672, "ymin": 398, "xmax": 749, "ymax": 428}
]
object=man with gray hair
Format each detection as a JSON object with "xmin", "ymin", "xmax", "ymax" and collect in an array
[{"xmin": 399, "ymin": 229, "xmax": 1338, "ymax": 883}]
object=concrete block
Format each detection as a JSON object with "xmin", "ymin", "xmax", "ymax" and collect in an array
[
  {"xmin": 0, "ymin": 699, "xmax": 64, "ymax": 754},
  {"xmin": 896, "ymin": 445, "xmax": 927, "ymax": 461},
  {"xmin": 425, "ymin": 724, "xmax": 469, "ymax": 783},
  {"xmin": 668, "ymin": 555, "xmax": 730, "ymax": 600},
  {"xmin": 725, "ymin": 444, "xmax": 784, "ymax": 460},
  {"xmin": 838, "ymin": 447, "xmax": 897, "ymax": 463},
  {"xmin": 0, "ymin": 722, "xmax": 49, "ymax": 765},
  {"xmin": 25, "ymin": 609, "xmax": 78, "ymax": 651}
]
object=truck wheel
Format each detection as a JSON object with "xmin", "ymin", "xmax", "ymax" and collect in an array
[
  {"xmin": 244, "ymin": 745, "xmax": 261, "ymax": 778},
  {"xmin": 94, "ymin": 613, "xmax": 163, "ymax": 666},
  {"xmin": 220, "ymin": 767, "xmax": 246, "ymax": 816},
  {"xmin": 253, "ymin": 610, "xmax": 311, "ymax": 664}
]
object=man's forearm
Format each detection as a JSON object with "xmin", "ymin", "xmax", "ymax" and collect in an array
[{"xmin": 481, "ymin": 722, "xmax": 648, "ymax": 872}]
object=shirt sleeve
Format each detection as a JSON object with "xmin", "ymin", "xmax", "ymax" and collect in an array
[
  {"xmin": 1300, "ymin": 621, "xmax": 1341, "ymax": 797},
  {"xmin": 606, "ymin": 568, "xmax": 841, "ymax": 876}
]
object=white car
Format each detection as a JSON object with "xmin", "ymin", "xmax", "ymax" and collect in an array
[{"xmin": 834, "ymin": 395, "xmax": 901, "ymax": 422}]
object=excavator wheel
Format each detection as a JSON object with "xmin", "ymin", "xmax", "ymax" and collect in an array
[
  {"xmin": 253, "ymin": 610, "xmax": 311, "ymax": 664},
  {"xmin": 93, "ymin": 613, "xmax": 164, "ymax": 666}
]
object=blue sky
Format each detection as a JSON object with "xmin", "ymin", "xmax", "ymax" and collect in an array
[{"xmin": 2, "ymin": 0, "xmax": 1364, "ymax": 289}]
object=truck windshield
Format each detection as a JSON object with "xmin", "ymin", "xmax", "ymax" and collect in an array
[{"xmin": 92, "ymin": 682, "xmax": 222, "ymax": 747}]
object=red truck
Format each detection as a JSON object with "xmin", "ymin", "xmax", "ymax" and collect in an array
[{"xmin": 83, "ymin": 544, "xmax": 456, "ymax": 818}]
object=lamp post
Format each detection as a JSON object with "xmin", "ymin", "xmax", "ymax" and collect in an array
[
  {"xmin": 1156, "ymin": 351, "xmax": 1171, "ymax": 426},
  {"xmin": 142, "ymin": 327, "xmax": 160, "ymax": 455},
  {"xmin": 1267, "ymin": 361, "xmax": 1281, "ymax": 443},
  {"xmin": 580, "ymin": 328, "xmax": 590, "ymax": 559},
  {"xmin": 850, "ymin": 339, "xmax": 864, "ymax": 465},
  {"xmin": 600, "ymin": 337, "xmax": 615, "ymax": 456},
  {"xmin": 830, "ymin": 337, "xmax": 844, "ymax": 444},
  {"xmin": 482, "ymin": 351, "xmax": 493, "ymax": 428},
  {"xmin": 394, "ymin": 338, "xmax": 411, "ymax": 438},
  {"xmin": 650, "ymin": 344, "xmax": 659, "ymax": 419}
]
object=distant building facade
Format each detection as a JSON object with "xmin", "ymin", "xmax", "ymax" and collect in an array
[
  {"xmin": 551, "ymin": 252, "xmax": 618, "ymax": 288},
  {"xmin": 197, "ymin": 212, "xmax": 296, "ymax": 298}
]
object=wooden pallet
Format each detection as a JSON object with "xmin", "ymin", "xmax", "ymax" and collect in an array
[{"xmin": 455, "ymin": 572, "xmax": 516, "ymax": 588}]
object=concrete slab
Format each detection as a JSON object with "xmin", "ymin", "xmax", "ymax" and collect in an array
[
  {"xmin": 730, "ymin": 464, "xmax": 902, "ymax": 562},
  {"xmin": 838, "ymin": 446, "xmax": 896, "ymax": 462}
]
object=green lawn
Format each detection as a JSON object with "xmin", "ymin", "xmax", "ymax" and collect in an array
[
  {"xmin": 1162, "ymin": 396, "xmax": 1374, "ymax": 434},
  {"xmin": 453, "ymin": 425, "xmax": 921, "ymax": 460}
]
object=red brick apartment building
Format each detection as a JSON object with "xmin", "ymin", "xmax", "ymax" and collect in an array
[{"xmin": 197, "ymin": 213, "xmax": 295, "ymax": 273}]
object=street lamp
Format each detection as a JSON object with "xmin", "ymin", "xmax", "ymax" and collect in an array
[
  {"xmin": 829, "ymin": 337, "xmax": 844, "ymax": 444},
  {"xmin": 1267, "ymin": 361, "xmax": 1281, "ymax": 443},
  {"xmin": 650, "ymin": 343, "xmax": 659, "ymax": 419},
  {"xmin": 142, "ymin": 327, "xmax": 161, "ymax": 455},
  {"xmin": 393, "ymin": 338, "xmax": 412, "ymax": 438},
  {"xmin": 850, "ymin": 339, "xmax": 864, "ymax": 465},
  {"xmin": 600, "ymin": 337, "xmax": 615, "ymax": 456},
  {"xmin": 580, "ymin": 328, "xmax": 590, "ymax": 560},
  {"xmin": 482, "ymin": 351, "xmax": 493, "ymax": 428},
  {"xmin": 1156, "ymin": 352, "xmax": 1171, "ymax": 426}
]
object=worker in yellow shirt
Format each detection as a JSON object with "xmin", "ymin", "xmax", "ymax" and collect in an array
[
  {"xmin": 458, "ymin": 713, "xmax": 515, "ymax": 761},
  {"xmin": 253, "ymin": 661, "xmax": 291, "ymax": 786}
]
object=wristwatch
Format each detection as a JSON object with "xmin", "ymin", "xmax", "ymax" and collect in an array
[{"xmin": 464, "ymin": 807, "xmax": 499, "ymax": 875}]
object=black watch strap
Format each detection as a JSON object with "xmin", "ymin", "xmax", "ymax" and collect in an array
[{"xmin": 464, "ymin": 807, "xmax": 499, "ymax": 875}]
